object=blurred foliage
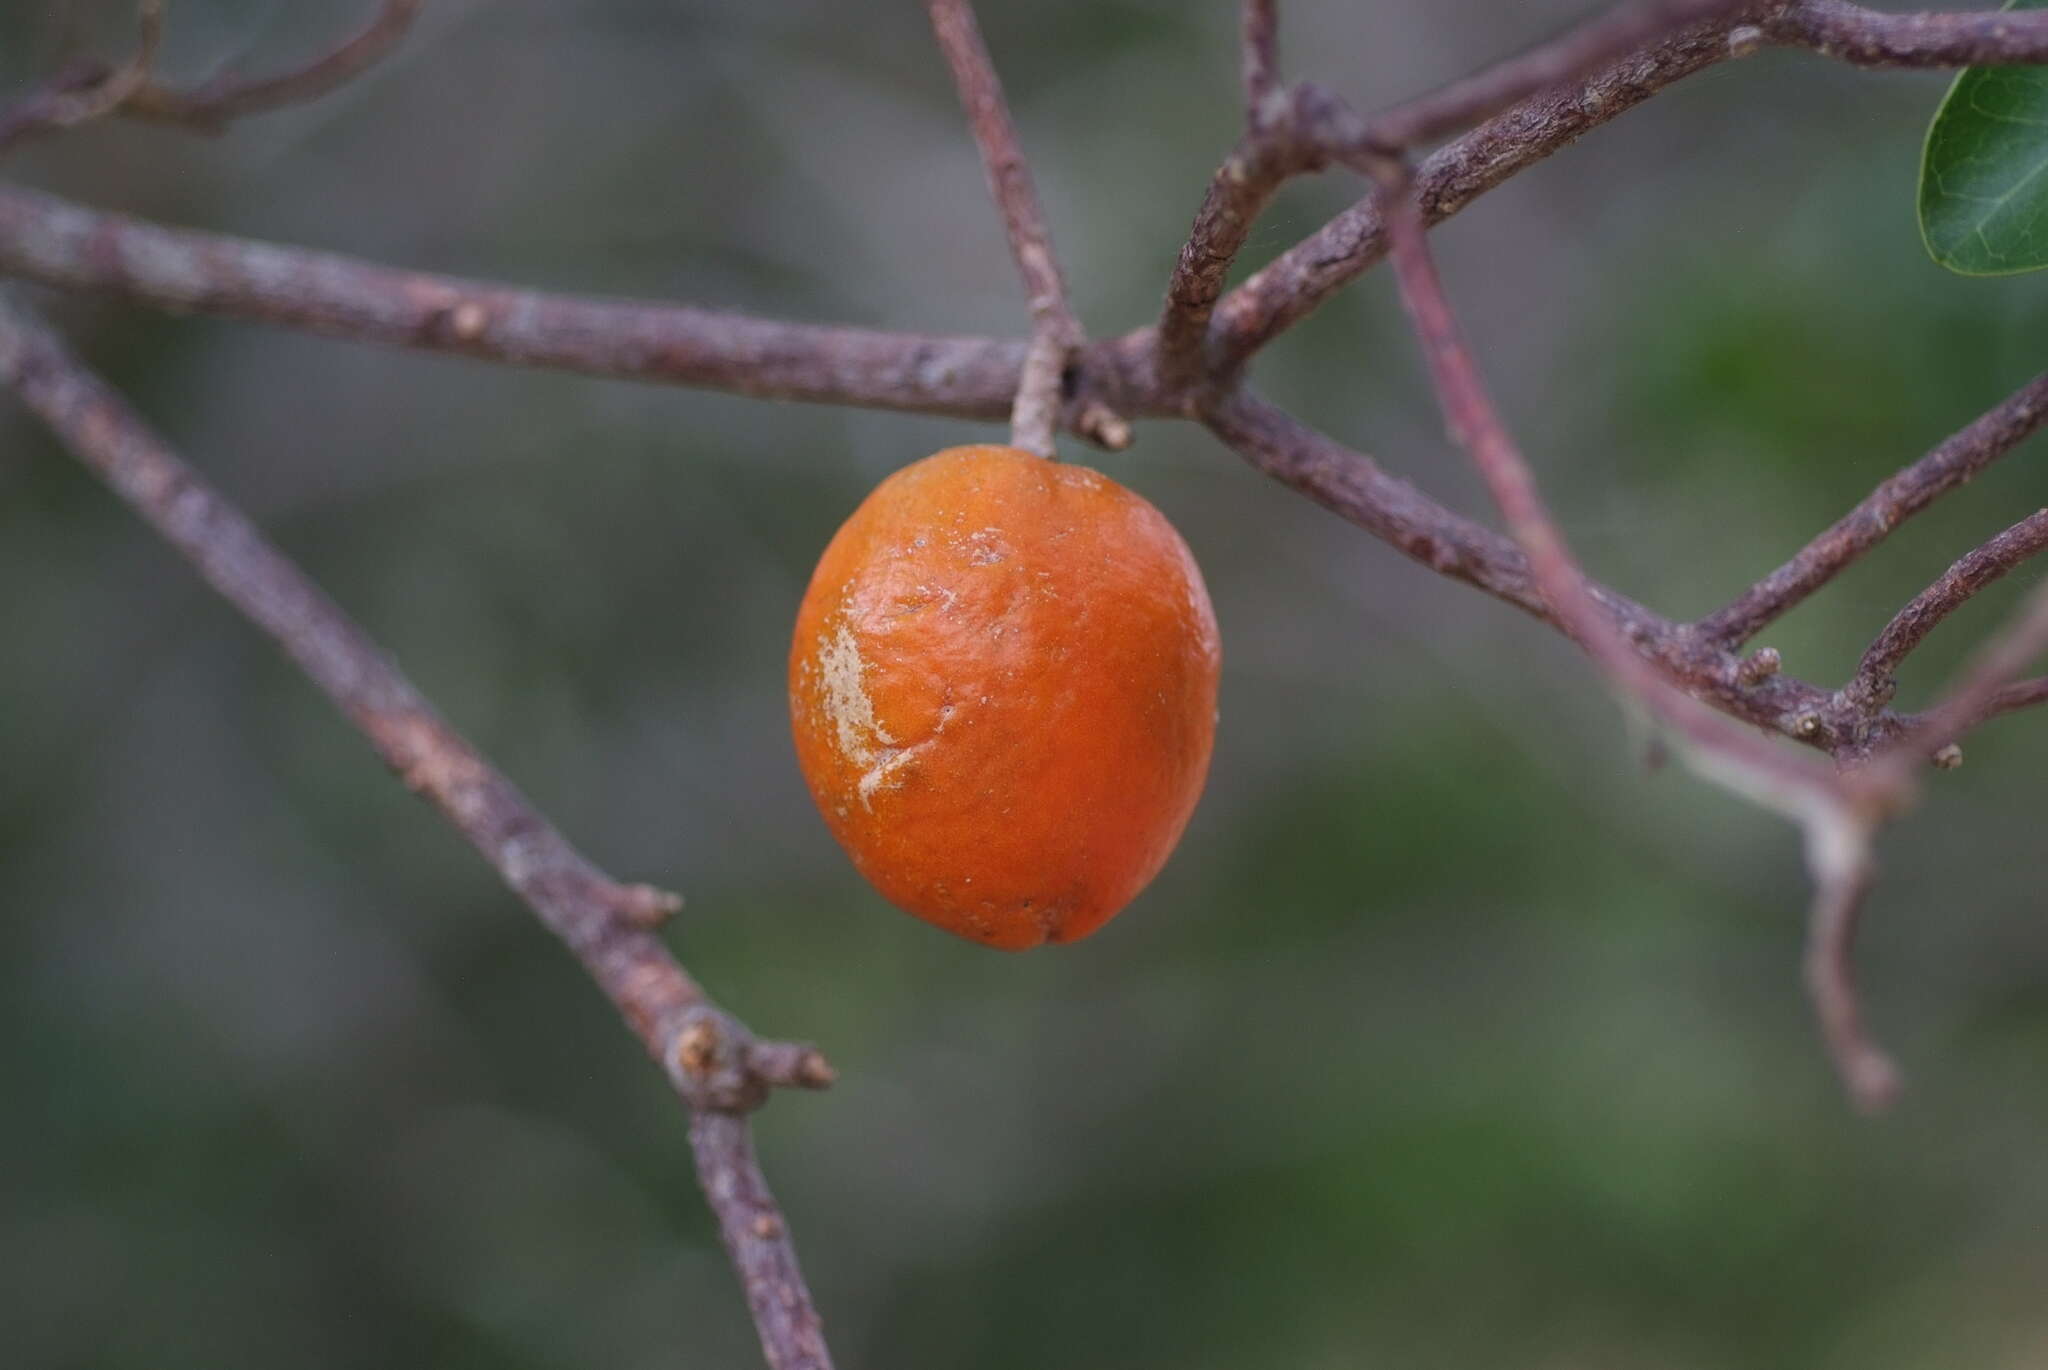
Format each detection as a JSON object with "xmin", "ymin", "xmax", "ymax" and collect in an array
[{"xmin": 5, "ymin": 3, "xmax": 2048, "ymax": 1368}]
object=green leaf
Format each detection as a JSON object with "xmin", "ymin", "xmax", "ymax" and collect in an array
[{"xmin": 1919, "ymin": 0, "xmax": 2048, "ymax": 276}]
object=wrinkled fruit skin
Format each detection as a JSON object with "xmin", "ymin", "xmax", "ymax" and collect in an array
[{"xmin": 789, "ymin": 445, "xmax": 1221, "ymax": 949}]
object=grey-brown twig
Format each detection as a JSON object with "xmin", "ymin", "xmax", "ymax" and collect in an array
[
  {"xmin": 1156, "ymin": 83, "xmax": 1335, "ymax": 395},
  {"xmin": 1978, "ymin": 675, "xmax": 2048, "ymax": 724},
  {"xmin": 1206, "ymin": 16, "xmax": 1746, "ymax": 371},
  {"xmin": 1361, "ymin": 157, "xmax": 1857, "ymax": 803},
  {"xmin": 1205, "ymin": 3, "xmax": 2048, "ymax": 377},
  {"xmin": 1360, "ymin": 0, "xmax": 1747, "ymax": 150},
  {"xmin": 1846, "ymin": 508, "xmax": 2048, "ymax": 715},
  {"xmin": 1875, "ymin": 575, "xmax": 2048, "ymax": 774},
  {"xmin": 1700, "ymin": 372, "xmax": 2048, "ymax": 648},
  {"xmin": 0, "ymin": 181, "xmax": 1131, "ymax": 421},
  {"xmin": 1163, "ymin": 2, "xmax": 1752, "ymax": 393},
  {"xmin": 691, "ymin": 1111, "xmax": 833, "ymax": 1370},
  {"xmin": 1154, "ymin": 1, "xmax": 1322, "ymax": 394},
  {"xmin": 122, "ymin": 0, "xmax": 424, "ymax": 131},
  {"xmin": 925, "ymin": 0, "xmax": 1098, "ymax": 456},
  {"xmin": 1765, "ymin": 0, "xmax": 2048, "ymax": 68},
  {"xmin": 0, "ymin": 0, "xmax": 419, "ymax": 151},
  {"xmin": 1803, "ymin": 851, "xmax": 1899, "ymax": 1111},
  {"xmin": 1199, "ymin": 389, "xmax": 1888, "ymax": 749},
  {"xmin": 0, "ymin": 0, "xmax": 164, "ymax": 156},
  {"xmin": 1361, "ymin": 146, "xmax": 1901, "ymax": 1109},
  {"xmin": 1907, "ymin": 674, "xmax": 2048, "ymax": 748},
  {"xmin": 0, "ymin": 62, "xmax": 110, "ymax": 156},
  {"xmin": 0, "ymin": 290, "xmax": 835, "ymax": 1370},
  {"xmin": 1241, "ymin": 0, "xmax": 1280, "ymax": 113}
]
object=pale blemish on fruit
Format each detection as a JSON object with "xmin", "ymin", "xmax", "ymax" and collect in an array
[
  {"xmin": 818, "ymin": 619, "xmax": 941, "ymax": 811},
  {"xmin": 818, "ymin": 621, "xmax": 895, "ymax": 770},
  {"xmin": 857, "ymin": 745, "xmax": 919, "ymax": 809}
]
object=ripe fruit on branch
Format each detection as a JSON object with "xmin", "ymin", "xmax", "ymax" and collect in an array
[{"xmin": 789, "ymin": 445, "xmax": 1221, "ymax": 949}]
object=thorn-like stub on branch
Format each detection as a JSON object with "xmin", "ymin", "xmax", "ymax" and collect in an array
[
  {"xmin": 676, "ymin": 1014, "xmax": 721, "ymax": 1078},
  {"xmin": 671, "ymin": 1006, "xmax": 771, "ymax": 1112},
  {"xmin": 672, "ymin": 1010, "xmax": 832, "ymax": 1108},
  {"xmin": 1791, "ymin": 711, "xmax": 1823, "ymax": 740},
  {"xmin": 449, "ymin": 301, "xmax": 489, "ymax": 342},
  {"xmin": 1727, "ymin": 25, "xmax": 1765, "ymax": 59},
  {"xmin": 1075, "ymin": 400, "xmax": 1133, "ymax": 451},
  {"xmin": 746, "ymin": 1040, "xmax": 840, "ymax": 1091},
  {"xmin": 614, "ymin": 881, "xmax": 684, "ymax": 928},
  {"xmin": 1736, "ymin": 646, "xmax": 1781, "ymax": 685},
  {"xmin": 791, "ymin": 1049, "xmax": 838, "ymax": 1089},
  {"xmin": 1931, "ymin": 743, "xmax": 1964, "ymax": 771},
  {"xmin": 420, "ymin": 298, "xmax": 492, "ymax": 345}
]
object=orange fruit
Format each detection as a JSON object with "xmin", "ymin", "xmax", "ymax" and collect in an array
[{"xmin": 789, "ymin": 445, "xmax": 1221, "ymax": 949}]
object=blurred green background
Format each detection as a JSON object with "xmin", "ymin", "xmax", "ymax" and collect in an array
[{"xmin": 5, "ymin": 2, "xmax": 2048, "ymax": 1367}]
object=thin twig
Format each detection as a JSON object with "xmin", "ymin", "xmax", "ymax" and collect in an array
[
  {"xmin": 1202, "ymin": 1, "xmax": 2048, "ymax": 370},
  {"xmin": 1360, "ymin": 0, "xmax": 1747, "ymax": 150},
  {"xmin": 692, "ymin": 1112, "xmax": 834, "ymax": 1370},
  {"xmin": 0, "ymin": 61, "xmax": 109, "ymax": 155},
  {"xmin": 1207, "ymin": 16, "xmax": 1746, "ymax": 371},
  {"xmin": 1229, "ymin": 0, "xmax": 2048, "ymax": 370},
  {"xmin": 1846, "ymin": 508, "xmax": 2048, "ymax": 714},
  {"xmin": 1803, "ymin": 850, "xmax": 1900, "ymax": 1112},
  {"xmin": 1968, "ymin": 675, "xmax": 2048, "ymax": 726},
  {"xmin": 0, "ymin": 181, "xmax": 1141, "ymax": 424},
  {"xmin": 1867, "ymin": 674, "xmax": 2048, "ymax": 765},
  {"xmin": 1201, "ymin": 389, "xmax": 1898, "ymax": 751},
  {"xmin": 1156, "ymin": 85, "xmax": 1335, "ymax": 394},
  {"xmin": 1700, "ymin": 372, "xmax": 2048, "ymax": 647},
  {"xmin": 0, "ymin": 291, "xmax": 835, "ymax": 1370},
  {"xmin": 1164, "ymin": 0, "xmax": 1290, "ymax": 389},
  {"xmin": 1242, "ymin": 0, "xmax": 1280, "ymax": 115},
  {"xmin": 925, "ymin": 0, "xmax": 1095, "ymax": 456},
  {"xmin": 1876, "ymin": 576, "xmax": 2048, "ymax": 770},
  {"xmin": 122, "ymin": 0, "xmax": 423, "ymax": 131},
  {"xmin": 1153, "ymin": 0, "xmax": 1307, "ymax": 394},
  {"xmin": 0, "ymin": 0, "xmax": 415, "ymax": 151},
  {"xmin": 0, "ymin": 0, "xmax": 164, "ymax": 156},
  {"xmin": 1766, "ymin": 0, "xmax": 2048, "ymax": 67},
  {"xmin": 1166, "ymin": 3, "xmax": 1753, "ymax": 391},
  {"xmin": 1360, "ymin": 157, "xmax": 1837, "ymax": 800},
  {"xmin": 1361, "ymin": 152, "xmax": 1902, "ymax": 1109}
]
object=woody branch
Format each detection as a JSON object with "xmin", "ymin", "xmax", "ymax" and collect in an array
[
  {"xmin": 0, "ymin": 289, "xmax": 836, "ymax": 1370},
  {"xmin": 1217, "ymin": 0, "xmax": 1902, "ymax": 1100},
  {"xmin": 6, "ymin": 6, "xmax": 2048, "ymax": 755}
]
